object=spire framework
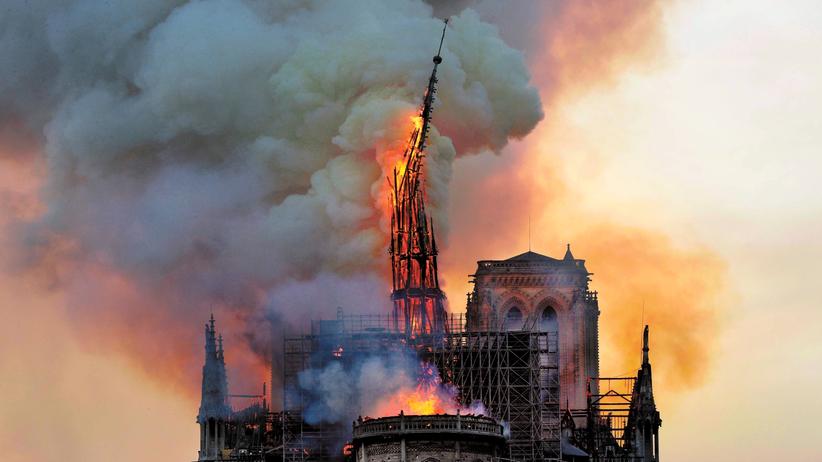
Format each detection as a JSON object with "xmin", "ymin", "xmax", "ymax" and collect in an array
[{"xmin": 389, "ymin": 20, "xmax": 449, "ymax": 337}]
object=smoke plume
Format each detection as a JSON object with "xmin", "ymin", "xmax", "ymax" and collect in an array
[
  {"xmin": 1, "ymin": 0, "xmax": 722, "ymax": 411},
  {"xmin": 437, "ymin": 0, "xmax": 728, "ymax": 394},
  {"xmin": 0, "ymin": 1, "xmax": 732, "ymax": 460},
  {"xmin": 298, "ymin": 351, "xmax": 416, "ymax": 424},
  {"xmin": 0, "ymin": 0, "xmax": 542, "ymax": 396},
  {"xmin": 297, "ymin": 350, "xmax": 484, "ymax": 425}
]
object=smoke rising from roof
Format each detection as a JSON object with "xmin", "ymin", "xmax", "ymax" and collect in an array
[
  {"xmin": 0, "ymin": 2, "xmax": 739, "ymax": 460},
  {"xmin": 0, "ymin": 0, "xmax": 542, "ymax": 394},
  {"xmin": 297, "ymin": 349, "xmax": 485, "ymax": 426},
  {"xmin": 437, "ymin": 0, "xmax": 727, "ymax": 394}
]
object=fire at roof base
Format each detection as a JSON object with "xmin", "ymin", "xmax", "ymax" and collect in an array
[{"xmin": 195, "ymin": 247, "xmax": 660, "ymax": 462}]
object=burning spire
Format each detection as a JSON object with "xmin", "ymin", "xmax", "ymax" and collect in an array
[{"xmin": 389, "ymin": 20, "xmax": 449, "ymax": 337}]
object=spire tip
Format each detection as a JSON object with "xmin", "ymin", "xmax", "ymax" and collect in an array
[
  {"xmin": 563, "ymin": 243, "xmax": 574, "ymax": 261},
  {"xmin": 642, "ymin": 325, "xmax": 650, "ymax": 365},
  {"xmin": 435, "ymin": 18, "xmax": 448, "ymax": 60}
]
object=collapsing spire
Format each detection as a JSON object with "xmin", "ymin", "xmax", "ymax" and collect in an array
[{"xmin": 389, "ymin": 19, "xmax": 449, "ymax": 337}]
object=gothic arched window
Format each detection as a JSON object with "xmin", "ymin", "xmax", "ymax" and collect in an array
[
  {"xmin": 539, "ymin": 306, "xmax": 558, "ymax": 333},
  {"xmin": 504, "ymin": 306, "xmax": 524, "ymax": 331}
]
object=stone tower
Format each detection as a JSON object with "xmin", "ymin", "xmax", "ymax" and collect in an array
[{"xmin": 465, "ymin": 245, "xmax": 600, "ymax": 411}]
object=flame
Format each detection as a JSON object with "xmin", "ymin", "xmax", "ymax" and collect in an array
[
  {"xmin": 371, "ymin": 362, "xmax": 454, "ymax": 416},
  {"xmin": 370, "ymin": 362, "xmax": 486, "ymax": 417},
  {"xmin": 374, "ymin": 113, "xmax": 426, "ymax": 233},
  {"xmin": 391, "ymin": 115, "xmax": 424, "ymax": 196},
  {"xmin": 388, "ymin": 386, "xmax": 450, "ymax": 415}
]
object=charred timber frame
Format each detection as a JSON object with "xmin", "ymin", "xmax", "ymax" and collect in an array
[{"xmin": 389, "ymin": 21, "xmax": 449, "ymax": 337}]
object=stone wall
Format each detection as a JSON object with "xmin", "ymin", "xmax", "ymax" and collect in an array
[{"xmin": 466, "ymin": 250, "xmax": 600, "ymax": 411}]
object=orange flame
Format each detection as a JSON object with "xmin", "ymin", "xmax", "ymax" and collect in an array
[
  {"xmin": 372, "ymin": 363, "xmax": 454, "ymax": 416},
  {"xmin": 369, "ymin": 362, "xmax": 485, "ymax": 417},
  {"xmin": 374, "ymin": 113, "xmax": 426, "ymax": 236},
  {"xmin": 377, "ymin": 385, "xmax": 452, "ymax": 416},
  {"xmin": 390, "ymin": 115, "xmax": 424, "ymax": 195}
]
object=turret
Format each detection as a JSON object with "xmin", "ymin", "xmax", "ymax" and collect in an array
[
  {"xmin": 626, "ymin": 325, "xmax": 661, "ymax": 462},
  {"xmin": 197, "ymin": 315, "xmax": 231, "ymax": 461},
  {"xmin": 564, "ymin": 243, "xmax": 575, "ymax": 261}
]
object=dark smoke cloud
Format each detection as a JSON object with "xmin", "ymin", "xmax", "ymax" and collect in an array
[
  {"xmin": 433, "ymin": 0, "xmax": 728, "ymax": 393},
  {"xmin": 0, "ymin": 0, "xmax": 543, "ymax": 397}
]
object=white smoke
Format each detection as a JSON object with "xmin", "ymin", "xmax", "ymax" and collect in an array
[
  {"xmin": 0, "ymin": 0, "xmax": 543, "ymax": 393},
  {"xmin": 297, "ymin": 349, "xmax": 488, "ymax": 425},
  {"xmin": 297, "ymin": 352, "xmax": 418, "ymax": 424}
]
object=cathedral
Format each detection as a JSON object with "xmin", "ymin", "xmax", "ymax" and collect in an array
[
  {"xmin": 195, "ymin": 246, "xmax": 662, "ymax": 462},
  {"xmin": 194, "ymin": 22, "xmax": 661, "ymax": 461}
]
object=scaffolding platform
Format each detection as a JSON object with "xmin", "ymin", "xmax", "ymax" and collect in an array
[{"xmin": 282, "ymin": 313, "xmax": 560, "ymax": 462}]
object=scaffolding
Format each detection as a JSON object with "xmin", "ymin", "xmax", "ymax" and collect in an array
[
  {"xmin": 427, "ymin": 323, "xmax": 560, "ymax": 461},
  {"xmin": 282, "ymin": 317, "xmax": 407, "ymax": 461},
  {"xmin": 564, "ymin": 377, "xmax": 643, "ymax": 462},
  {"xmin": 281, "ymin": 313, "xmax": 560, "ymax": 462}
]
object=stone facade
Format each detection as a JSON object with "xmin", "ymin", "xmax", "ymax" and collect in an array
[
  {"xmin": 352, "ymin": 414, "xmax": 504, "ymax": 462},
  {"xmin": 465, "ymin": 246, "xmax": 600, "ymax": 411}
]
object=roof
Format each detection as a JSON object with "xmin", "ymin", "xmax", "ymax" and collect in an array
[
  {"xmin": 473, "ymin": 245, "xmax": 590, "ymax": 276},
  {"xmin": 504, "ymin": 251, "xmax": 561, "ymax": 263}
]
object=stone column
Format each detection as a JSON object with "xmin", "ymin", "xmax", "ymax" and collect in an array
[
  {"xmin": 199, "ymin": 422, "xmax": 205, "ymax": 459},
  {"xmin": 203, "ymin": 419, "xmax": 211, "ymax": 459},
  {"xmin": 221, "ymin": 421, "xmax": 226, "ymax": 455},
  {"xmin": 216, "ymin": 420, "xmax": 221, "ymax": 459}
]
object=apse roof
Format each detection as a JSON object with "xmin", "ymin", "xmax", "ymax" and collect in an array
[
  {"xmin": 504, "ymin": 251, "xmax": 560, "ymax": 262},
  {"xmin": 504, "ymin": 244, "xmax": 576, "ymax": 264},
  {"xmin": 474, "ymin": 245, "xmax": 589, "ymax": 276}
]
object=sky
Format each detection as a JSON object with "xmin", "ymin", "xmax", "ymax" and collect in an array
[
  {"xmin": 1, "ymin": 0, "xmax": 822, "ymax": 461},
  {"xmin": 521, "ymin": 0, "xmax": 822, "ymax": 459}
]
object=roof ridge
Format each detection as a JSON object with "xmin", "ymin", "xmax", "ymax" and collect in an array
[{"xmin": 505, "ymin": 250, "xmax": 559, "ymax": 262}]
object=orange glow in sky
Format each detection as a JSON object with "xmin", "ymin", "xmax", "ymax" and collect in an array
[{"xmin": 2, "ymin": 1, "xmax": 822, "ymax": 461}]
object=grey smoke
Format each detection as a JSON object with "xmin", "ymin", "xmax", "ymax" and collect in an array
[
  {"xmin": 297, "ymin": 351, "xmax": 418, "ymax": 424},
  {"xmin": 296, "ymin": 349, "xmax": 487, "ymax": 425},
  {"xmin": 0, "ymin": 0, "xmax": 543, "ymax": 394}
]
